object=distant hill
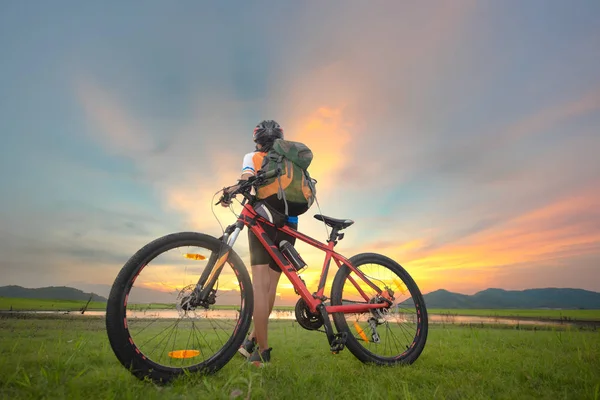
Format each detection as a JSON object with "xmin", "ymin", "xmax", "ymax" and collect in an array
[
  {"xmin": 3, "ymin": 285, "xmax": 599, "ymax": 309},
  {"xmin": 0, "ymin": 285, "xmax": 107, "ymax": 302},
  {"xmin": 413, "ymin": 288, "xmax": 600, "ymax": 309}
]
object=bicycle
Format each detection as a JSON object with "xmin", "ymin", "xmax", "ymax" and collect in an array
[{"xmin": 105, "ymin": 168, "xmax": 428, "ymax": 383}]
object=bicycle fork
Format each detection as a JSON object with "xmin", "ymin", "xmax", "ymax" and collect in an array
[{"xmin": 190, "ymin": 222, "xmax": 243, "ymax": 308}]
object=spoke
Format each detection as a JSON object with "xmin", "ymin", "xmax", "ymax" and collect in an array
[
  {"xmin": 192, "ymin": 319, "xmax": 216, "ymax": 355},
  {"xmin": 395, "ymin": 316, "xmax": 417, "ymax": 344},
  {"xmin": 207, "ymin": 315, "xmax": 237, "ymax": 340},
  {"xmin": 124, "ymin": 241, "xmax": 247, "ymax": 370},
  {"xmin": 137, "ymin": 319, "xmax": 179, "ymax": 349},
  {"xmin": 181, "ymin": 321, "xmax": 194, "ymax": 367},
  {"xmin": 164, "ymin": 319, "xmax": 180, "ymax": 365},
  {"xmin": 145, "ymin": 319, "xmax": 180, "ymax": 361},
  {"xmin": 191, "ymin": 320, "xmax": 203, "ymax": 357},
  {"xmin": 384, "ymin": 322, "xmax": 403, "ymax": 355},
  {"xmin": 384, "ymin": 323, "xmax": 391, "ymax": 355},
  {"xmin": 340, "ymin": 260, "xmax": 422, "ymax": 359},
  {"xmin": 129, "ymin": 317, "xmax": 159, "ymax": 337}
]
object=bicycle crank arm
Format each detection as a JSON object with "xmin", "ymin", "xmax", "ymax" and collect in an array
[{"xmin": 317, "ymin": 304, "xmax": 348, "ymax": 353}]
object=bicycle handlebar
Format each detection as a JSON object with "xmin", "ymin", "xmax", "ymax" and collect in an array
[
  {"xmin": 215, "ymin": 168, "xmax": 281, "ymax": 205},
  {"xmin": 260, "ymin": 168, "xmax": 281, "ymax": 181}
]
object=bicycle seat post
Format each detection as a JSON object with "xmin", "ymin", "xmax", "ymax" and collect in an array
[{"xmin": 327, "ymin": 227, "xmax": 344, "ymax": 246}]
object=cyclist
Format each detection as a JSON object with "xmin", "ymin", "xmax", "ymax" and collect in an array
[{"xmin": 221, "ymin": 119, "xmax": 304, "ymax": 367}]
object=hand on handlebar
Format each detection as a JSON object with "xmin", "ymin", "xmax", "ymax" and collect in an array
[
  {"xmin": 217, "ymin": 179, "xmax": 249, "ymax": 207},
  {"xmin": 215, "ymin": 168, "xmax": 281, "ymax": 207},
  {"xmin": 217, "ymin": 186, "xmax": 236, "ymax": 207}
]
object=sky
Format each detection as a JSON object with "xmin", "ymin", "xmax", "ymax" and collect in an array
[{"xmin": 1, "ymin": 1, "xmax": 599, "ymax": 302}]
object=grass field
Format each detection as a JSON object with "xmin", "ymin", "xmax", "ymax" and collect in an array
[
  {"xmin": 0, "ymin": 297, "xmax": 107, "ymax": 312},
  {"xmin": 0, "ymin": 314, "xmax": 598, "ymax": 399},
  {"xmin": 429, "ymin": 308, "xmax": 600, "ymax": 321}
]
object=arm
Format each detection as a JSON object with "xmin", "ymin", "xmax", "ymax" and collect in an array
[
  {"xmin": 221, "ymin": 153, "xmax": 256, "ymax": 207},
  {"xmin": 220, "ymin": 173, "xmax": 253, "ymax": 207}
]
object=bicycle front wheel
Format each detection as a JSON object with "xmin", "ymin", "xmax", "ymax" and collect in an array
[
  {"xmin": 330, "ymin": 253, "xmax": 428, "ymax": 365},
  {"xmin": 105, "ymin": 232, "xmax": 253, "ymax": 383}
]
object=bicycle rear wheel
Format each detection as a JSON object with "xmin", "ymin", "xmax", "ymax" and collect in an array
[
  {"xmin": 330, "ymin": 253, "xmax": 428, "ymax": 365},
  {"xmin": 105, "ymin": 232, "xmax": 253, "ymax": 383}
]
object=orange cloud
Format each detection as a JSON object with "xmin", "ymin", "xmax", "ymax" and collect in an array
[
  {"xmin": 256, "ymin": 106, "xmax": 358, "ymax": 302},
  {"xmin": 357, "ymin": 185, "xmax": 600, "ymax": 294},
  {"xmin": 76, "ymin": 77, "xmax": 245, "ymax": 234},
  {"xmin": 76, "ymin": 78, "xmax": 153, "ymax": 157},
  {"xmin": 287, "ymin": 107, "xmax": 353, "ymax": 187},
  {"xmin": 75, "ymin": 77, "xmax": 359, "ymax": 302},
  {"xmin": 499, "ymin": 88, "xmax": 600, "ymax": 142}
]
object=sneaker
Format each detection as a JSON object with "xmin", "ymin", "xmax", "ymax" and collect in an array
[
  {"xmin": 248, "ymin": 347, "xmax": 272, "ymax": 367},
  {"xmin": 238, "ymin": 336, "xmax": 256, "ymax": 358}
]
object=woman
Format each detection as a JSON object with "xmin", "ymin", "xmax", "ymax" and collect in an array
[{"xmin": 221, "ymin": 120, "xmax": 303, "ymax": 367}]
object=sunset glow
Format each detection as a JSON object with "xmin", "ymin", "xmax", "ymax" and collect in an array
[{"xmin": 1, "ymin": 2, "xmax": 599, "ymax": 303}]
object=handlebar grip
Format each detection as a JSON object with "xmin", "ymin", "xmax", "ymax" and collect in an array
[
  {"xmin": 216, "ymin": 169, "xmax": 281, "ymax": 206},
  {"xmin": 261, "ymin": 168, "xmax": 281, "ymax": 180},
  {"xmin": 216, "ymin": 194, "xmax": 228, "ymax": 205}
]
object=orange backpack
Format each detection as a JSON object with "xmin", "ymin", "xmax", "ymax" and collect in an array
[{"xmin": 255, "ymin": 139, "xmax": 317, "ymax": 216}]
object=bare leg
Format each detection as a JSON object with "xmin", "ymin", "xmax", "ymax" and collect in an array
[
  {"xmin": 249, "ymin": 265, "xmax": 282, "ymax": 351},
  {"xmin": 267, "ymin": 268, "xmax": 282, "ymax": 314},
  {"xmin": 248, "ymin": 267, "xmax": 282, "ymax": 341}
]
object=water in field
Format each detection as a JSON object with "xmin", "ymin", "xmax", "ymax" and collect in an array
[{"xmin": 3, "ymin": 308, "xmax": 586, "ymax": 327}]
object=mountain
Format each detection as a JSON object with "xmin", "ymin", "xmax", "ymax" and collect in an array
[
  {"xmin": 0, "ymin": 284, "xmax": 247, "ymax": 306},
  {"xmin": 4, "ymin": 284, "xmax": 600, "ymax": 309},
  {"xmin": 419, "ymin": 288, "xmax": 600, "ymax": 309},
  {"xmin": 0, "ymin": 285, "xmax": 107, "ymax": 302}
]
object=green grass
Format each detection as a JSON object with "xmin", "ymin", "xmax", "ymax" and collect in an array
[
  {"xmin": 0, "ymin": 297, "xmax": 107, "ymax": 312},
  {"xmin": 0, "ymin": 314, "xmax": 598, "ymax": 399},
  {"xmin": 0, "ymin": 298, "xmax": 297, "ymax": 313},
  {"xmin": 429, "ymin": 308, "xmax": 600, "ymax": 321}
]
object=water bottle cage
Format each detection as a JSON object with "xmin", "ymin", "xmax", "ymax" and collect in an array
[{"xmin": 279, "ymin": 240, "xmax": 307, "ymax": 272}]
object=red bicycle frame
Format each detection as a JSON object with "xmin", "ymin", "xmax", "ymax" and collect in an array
[{"xmin": 238, "ymin": 202, "xmax": 393, "ymax": 314}]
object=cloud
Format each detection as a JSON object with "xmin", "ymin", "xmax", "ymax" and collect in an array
[
  {"xmin": 4, "ymin": 0, "xmax": 600, "ymax": 298},
  {"xmin": 72, "ymin": 1, "xmax": 600, "ymax": 299},
  {"xmin": 267, "ymin": 1, "xmax": 479, "ymax": 187},
  {"xmin": 0, "ymin": 200, "xmax": 172, "ymax": 286},
  {"xmin": 74, "ymin": 76, "xmax": 358, "ymax": 296},
  {"xmin": 421, "ymin": 88, "xmax": 600, "ymax": 185},
  {"xmin": 76, "ymin": 78, "xmax": 155, "ymax": 157},
  {"xmin": 355, "ymin": 184, "xmax": 600, "ymax": 294},
  {"xmin": 76, "ymin": 78, "xmax": 237, "ymax": 232}
]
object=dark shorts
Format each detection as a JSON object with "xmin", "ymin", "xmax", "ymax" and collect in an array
[
  {"xmin": 248, "ymin": 221, "xmax": 298, "ymax": 272},
  {"xmin": 248, "ymin": 201, "xmax": 299, "ymax": 272}
]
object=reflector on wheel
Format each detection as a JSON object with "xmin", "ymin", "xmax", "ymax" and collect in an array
[{"xmin": 168, "ymin": 350, "xmax": 201, "ymax": 359}]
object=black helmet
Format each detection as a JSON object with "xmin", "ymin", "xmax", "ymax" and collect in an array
[{"xmin": 253, "ymin": 120, "xmax": 284, "ymax": 144}]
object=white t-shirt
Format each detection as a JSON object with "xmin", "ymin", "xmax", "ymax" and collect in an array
[{"xmin": 241, "ymin": 151, "xmax": 267, "ymax": 176}]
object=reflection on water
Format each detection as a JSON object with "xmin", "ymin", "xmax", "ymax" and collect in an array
[{"xmin": 3, "ymin": 309, "xmax": 582, "ymax": 327}]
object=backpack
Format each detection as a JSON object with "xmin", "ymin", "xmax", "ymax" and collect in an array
[{"xmin": 256, "ymin": 139, "xmax": 317, "ymax": 216}]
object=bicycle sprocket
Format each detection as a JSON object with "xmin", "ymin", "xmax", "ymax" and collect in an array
[{"xmin": 294, "ymin": 298, "xmax": 324, "ymax": 331}]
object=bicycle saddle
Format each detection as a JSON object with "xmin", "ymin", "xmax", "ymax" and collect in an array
[{"xmin": 314, "ymin": 214, "xmax": 355, "ymax": 230}]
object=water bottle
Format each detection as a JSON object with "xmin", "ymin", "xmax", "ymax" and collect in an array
[{"xmin": 279, "ymin": 240, "xmax": 307, "ymax": 272}]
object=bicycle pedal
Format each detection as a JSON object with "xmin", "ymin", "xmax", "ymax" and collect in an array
[{"xmin": 329, "ymin": 332, "xmax": 348, "ymax": 352}]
